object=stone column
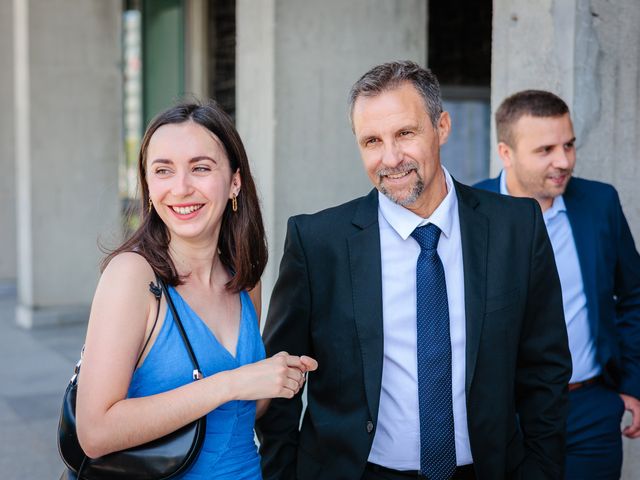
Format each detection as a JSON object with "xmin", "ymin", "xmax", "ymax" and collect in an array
[
  {"xmin": 0, "ymin": 0, "xmax": 16, "ymax": 297},
  {"xmin": 237, "ymin": 0, "xmax": 427, "ymax": 297},
  {"xmin": 492, "ymin": 1, "xmax": 640, "ymax": 476},
  {"xmin": 13, "ymin": 0, "xmax": 122, "ymax": 327}
]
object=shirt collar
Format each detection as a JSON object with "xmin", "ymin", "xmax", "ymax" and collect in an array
[
  {"xmin": 544, "ymin": 193, "xmax": 566, "ymax": 220},
  {"xmin": 499, "ymin": 169, "xmax": 509, "ymax": 196},
  {"xmin": 378, "ymin": 166, "xmax": 457, "ymax": 241},
  {"xmin": 498, "ymin": 170, "xmax": 566, "ymax": 220}
]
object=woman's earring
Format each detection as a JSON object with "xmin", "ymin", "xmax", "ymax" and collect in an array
[
  {"xmin": 148, "ymin": 198, "xmax": 153, "ymax": 213},
  {"xmin": 231, "ymin": 193, "xmax": 238, "ymax": 212}
]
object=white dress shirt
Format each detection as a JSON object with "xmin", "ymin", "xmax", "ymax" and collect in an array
[
  {"xmin": 499, "ymin": 172, "xmax": 600, "ymax": 382},
  {"xmin": 368, "ymin": 167, "xmax": 473, "ymax": 469}
]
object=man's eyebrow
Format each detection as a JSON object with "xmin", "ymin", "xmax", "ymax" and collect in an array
[
  {"xmin": 534, "ymin": 137, "xmax": 576, "ymax": 151},
  {"xmin": 358, "ymin": 134, "xmax": 378, "ymax": 144}
]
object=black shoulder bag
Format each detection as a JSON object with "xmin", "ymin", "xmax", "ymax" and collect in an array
[{"xmin": 58, "ymin": 279, "xmax": 207, "ymax": 479}]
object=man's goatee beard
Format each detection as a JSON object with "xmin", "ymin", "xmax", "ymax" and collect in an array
[{"xmin": 379, "ymin": 179, "xmax": 425, "ymax": 207}]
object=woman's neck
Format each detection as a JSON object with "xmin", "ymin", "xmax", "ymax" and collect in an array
[{"xmin": 168, "ymin": 236, "xmax": 227, "ymax": 288}]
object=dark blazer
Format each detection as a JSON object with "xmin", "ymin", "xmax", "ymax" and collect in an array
[
  {"xmin": 256, "ymin": 181, "xmax": 572, "ymax": 480},
  {"xmin": 475, "ymin": 176, "xmax": 640, "ymax": 399}
]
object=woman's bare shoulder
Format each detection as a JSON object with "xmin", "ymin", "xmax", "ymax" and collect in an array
[
  {"xmin": 97, "ymin": 252, "xmax": 157, "ymax": 301},
  {"xmin": 85, "ymin": 252, "xmax": 159, "ymax": 355},
  {"xmin": 103, "ymin": 252, "xmax": 156, "ymax": 282}
]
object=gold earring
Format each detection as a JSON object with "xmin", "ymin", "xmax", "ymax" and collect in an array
[
  {"xmin": 148, "ymin": 198, "xmax": 153, "ymax": 213},
  {"xmin": 231, "ymin": 193, "xmax": 238, "ymax": 212}
]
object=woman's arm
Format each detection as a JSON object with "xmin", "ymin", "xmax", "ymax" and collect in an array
[
  {"xmin": 248, "ymin": 280, "xmax": 262, "ymax": 325},
  {"xmin": 256, "ymin": 399, "xmax": 270, "ymax": 419},
  {"xmin": 250, "ymin": 281, "xmax": 269, "ymax": 419},
  {"xmin": 76, "ymin": 253, "xmax": 308, "ymax": 458}
]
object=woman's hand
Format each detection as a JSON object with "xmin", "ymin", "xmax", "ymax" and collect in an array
[
  {"xmin": 229, "ymin": 351, "xmax": 318, "ymax": 401},
  {"xmin": 299, "ymin": 355, "xmax": 318, "ymax": 374}
]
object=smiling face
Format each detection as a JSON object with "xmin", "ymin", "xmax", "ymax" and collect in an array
[
  {"xmin": 498, "ymin": 113, "xmax": 576, "ymax": 211},
  {"xmin": 145, "ymin": 121, "xmax": 240, "ymax": 243},
  {"xmin": 352, "ymin": 82, "xmax": 451, "ymax": 218}
]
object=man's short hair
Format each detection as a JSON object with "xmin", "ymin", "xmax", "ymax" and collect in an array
[
  {"xmin": 348, "ymin": 60, "xmax": 443, "ymax": 129},
  {"xmin": 496, "ymin": 90, "xmax": 570, "ymax": 147}
]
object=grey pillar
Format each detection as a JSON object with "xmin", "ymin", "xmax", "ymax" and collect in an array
[
  {"xmin": 237, "ymin": 0, "xmax": 427, "ymax": 297},
  {"xmin": 13, "ymin": 0, "xmax": 122, "ymax": 327},
  {"xmin": 0, "ymin": 0, "xmax": 16, "ymax": 297},
  {"xmin": 492, "ymin": 1, "xmax": 640, "ymax": 476}
]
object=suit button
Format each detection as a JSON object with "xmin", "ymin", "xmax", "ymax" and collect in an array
[{"xmin": 366, "ymin": 421, "xmax": 374, "ymax": 433}]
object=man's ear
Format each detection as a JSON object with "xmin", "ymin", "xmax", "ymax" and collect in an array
[
  {"xmin": 437, "ymin": 111, "xmax": 451, "ymax": 146},
  {"xmin": 497, "ymin": 142, "xmax": 513, "ymax": 169}
]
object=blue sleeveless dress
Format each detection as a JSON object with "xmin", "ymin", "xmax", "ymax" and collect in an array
[{"xmin": 127, "ymin": 287, "xmax": 265, "ymax": 479}]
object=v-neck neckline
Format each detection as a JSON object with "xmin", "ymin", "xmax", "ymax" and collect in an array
[{"xmin": 169, "ymin": 287, "xmax": 245, "ymax": 362}]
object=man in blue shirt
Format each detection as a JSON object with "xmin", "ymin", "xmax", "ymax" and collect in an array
[{"xmin": 475, "ymin": 90, "xmax": 640, "ymax": 479}]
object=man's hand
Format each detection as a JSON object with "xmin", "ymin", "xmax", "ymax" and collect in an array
[{"xmin": 620, "ymin": 393, "xmax": 640, "ymax": 438}]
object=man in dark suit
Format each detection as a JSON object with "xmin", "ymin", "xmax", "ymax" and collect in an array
[
  {"xmin": 475, "ymin": 90, "xmax": 640, "ymax": 479},
  {"xmin": 256, "ymin": 62, "xmax": 571, "ymax": 480}
]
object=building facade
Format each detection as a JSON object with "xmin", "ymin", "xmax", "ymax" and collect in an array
[{"xmin": 1, "ymin": 0, "xmax": 638, "ymax": 474}]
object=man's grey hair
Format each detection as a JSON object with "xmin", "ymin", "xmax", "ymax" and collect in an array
[{"xmin": 348, "ymin": 60, "xmax": 443, "ymax": 130}]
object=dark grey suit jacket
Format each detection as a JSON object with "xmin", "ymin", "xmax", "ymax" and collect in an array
[{"xmin": 256, "ymin": 181, "xmax": 571, "ymax": 480}]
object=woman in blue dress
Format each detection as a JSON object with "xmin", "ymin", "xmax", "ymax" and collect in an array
[{"xmin": 74, "ymin": 101, "xmax": 317, "ymax": 479}]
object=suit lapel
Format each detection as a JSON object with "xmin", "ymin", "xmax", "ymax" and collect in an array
[
  {"xmin": 455, "ymin": 181, "xmax": 489, "ymax": 393},
  {"xmin": 348, "ymin": 190, "xmax": 384, "ymax": 422},
  {"xmin": 348, "ymin": 183, "xmax": 489, "ymax": 414},
  {"xmin": 563, "ymin": 180, "xmax": 598, "ymax": 328}
]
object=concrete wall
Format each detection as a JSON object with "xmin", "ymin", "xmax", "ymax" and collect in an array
[
  {"xmin": 575, "ymin": 0, "xmax": 640, "ymax": 244},
  {"xmin": 237, "ymin": 0, "xmax": 427, "ymax": 296},
  {"xmin": 492, "ymin": 1, "xmax": 640, "ymax": 476},
  {"xmin": 0, "ymin": 0, "xmax": 16, "ymax": 294},
  {"xmin": 14, "ymin": 0, "xmax": 122, "ymax": 327}
]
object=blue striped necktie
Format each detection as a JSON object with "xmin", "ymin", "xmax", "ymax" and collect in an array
[{"xmin": 411, "ymin": 223, "xmax": 456, "ymax": 480}]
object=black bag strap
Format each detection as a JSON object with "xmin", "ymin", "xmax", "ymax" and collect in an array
[
  {"xmin": 134, "ymin": 274, "xmax": 163, "ymax": 369},
  {"xmin": 70, "ymin": 276, "xmax": 204, "ymax": 384},
  {"xmin": 159, "ymin": 280, "xmax": 204, "ymax": 380}
]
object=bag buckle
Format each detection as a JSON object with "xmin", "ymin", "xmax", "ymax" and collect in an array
[{"xmin": 70, "ymin": 347, "xmax": 85, "ymax": 382}]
